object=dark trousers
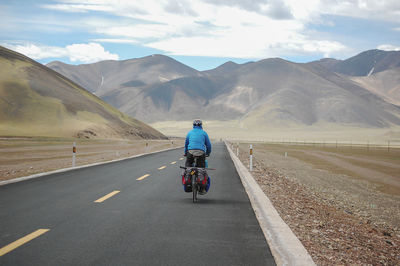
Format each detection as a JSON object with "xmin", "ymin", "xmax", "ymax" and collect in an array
[{"xmin": 185, "ymin": 152, "xmax": 206, "ymax": 168}]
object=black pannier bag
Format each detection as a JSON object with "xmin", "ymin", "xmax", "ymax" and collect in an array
[
  {"xmin": 182, "ymin": 169, "xmax": 192, "ymax": 192},
  {"xmin": 197, "ymin": 168, "xmax": 209, "ymax": 192}
]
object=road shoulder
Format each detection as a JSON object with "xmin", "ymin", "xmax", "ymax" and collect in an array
[{"xmin": 225, "ymin": 142, "xmax": 315, "ymax": 266}]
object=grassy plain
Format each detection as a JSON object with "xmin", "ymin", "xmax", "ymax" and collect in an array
[
  {"xmin": 151, "ymin": 120, "xmax": 400, "ymax": 144},
  {"xmin": 242, "ymin": 142, "xmax": 400, "ymax": 194},
  {"xmin": 232, "ymin": 140, "xmax": 400, "ymax": 229},
  {"xmin": 0, "ymin": 137, "xmax": 184, "ymax": 181}
]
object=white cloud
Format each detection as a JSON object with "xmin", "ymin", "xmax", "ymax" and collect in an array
[
  {"xmin": 3, "ymin": 43, "xmax": 66, "ymax": 59},
  {"xmin": 41, "ymin": 3, "xmax": 112, "ymax": 13},
  {"xmin": 95, "ymin": 24, "xmax": 175, "ymax": 40},
  {"xmin": 91, "ymin": 38, "xmax": 138, "ymax": 44},
  {"xmin": 3, "ymin": 42, "xmax": 119, "ymax": 63},
  {"xmin": 65, "ymin": 43, "xmax": 119, "ymax": 62},
  {"xmin": 316, "ymin": 0, "xmax": 400, "ymax": 23},
  {"xmin": 41, "ymin": 0, "xmax": 345, "ymax": 58},
  {"xmin": 43, "ymin": 0, "xmax": 400, "ymax": 58},
  {"xmin": 284, "ymin": 0, "xmax": 400, "ymax": 23},
  {"xmin": 377, "ymin": 44, "xmax": 400, "ymax": 51}
]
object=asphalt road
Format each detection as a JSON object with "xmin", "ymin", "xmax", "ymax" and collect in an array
[{"xmin": 0, "ymin": 142, "xmax": 275, "ymax": 265}]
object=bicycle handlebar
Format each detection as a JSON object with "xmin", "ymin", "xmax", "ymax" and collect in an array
[{"xmin": 180, "ymin": 166, "xmax": 216, "ymax": 170}]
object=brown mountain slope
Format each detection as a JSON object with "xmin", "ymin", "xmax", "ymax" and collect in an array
[
  {"xmin": 308, "ymin": 49, "xmax": 400, "ymax": 76},
  {"xmin": 0, "ymin": 46, "xmax": 166, "ymax": 139},
  {"xmin": 47, "ymin": 50, "xmax": 400, "ymax": 129},
  {"xmin": 113, "ymin": 58, "xmax": 400, "ymax": 128},
  {"xmin": 219, "ymin": 58, "xmax": 400, "ymax": 127},
  {"xmin": 47, "ymin": 54, "xmax": 200, "ymax": 97},
  {"xmin": 350, "ymin": 67, "xmax": 400, "ymax": 106}
]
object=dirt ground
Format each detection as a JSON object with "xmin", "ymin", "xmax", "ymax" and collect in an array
[
  {"xmin": 0, "ymin": 137, "xmax": 184, "ymax": 181},
  {"xmin": 230, "ymin": 142, "xmax": 400, "ymax": 265}
]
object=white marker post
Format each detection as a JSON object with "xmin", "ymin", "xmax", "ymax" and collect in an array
[
  {"xmin": 249, "ymin": 144, "xmax": 253, "ymax": 172},
  {"xmin": 72, "ymin": 142, "xmax": 76, "ymax": 167}
]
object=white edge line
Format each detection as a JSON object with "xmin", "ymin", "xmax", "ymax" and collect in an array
[
  {"xmin": 225, "ymin": 141, "xmax": 316, "ymax": 266},
  {"xmin": 0, "ymin": 146, "xmax": 184, "ymax": 187}
]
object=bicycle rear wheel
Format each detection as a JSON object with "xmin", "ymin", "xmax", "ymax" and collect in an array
[{"xmin": 192, "ymin": 184, "xmax": 198, "ymax": 203}]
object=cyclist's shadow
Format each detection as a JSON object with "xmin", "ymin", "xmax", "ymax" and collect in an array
[{"xmin": 181, "ymin": 198, "xmax": 244, "ymax": 205}]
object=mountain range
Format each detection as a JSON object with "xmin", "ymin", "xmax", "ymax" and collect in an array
[
  {"xmin": 0, "ymin": 46, "xmax": 166, "ymax": 139},
  {"xmin": 47, "ymin": 49, "xmax": 400, "ymax": 129}
]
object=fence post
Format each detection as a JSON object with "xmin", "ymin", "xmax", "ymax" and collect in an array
[
  {"xmin": 236, "ymin": 142, "xmax": 239, "ymax": 156},
  {"xmin": 72, "ymin": 142, "xmax": 76, "ymax": 167},
  {"xmin": 388, "ymin": 140, "xmax": 390, "ymax": 152},
  {"xmin": 249, "ymin": 144, "xmax": 253, "ymax": 172}
]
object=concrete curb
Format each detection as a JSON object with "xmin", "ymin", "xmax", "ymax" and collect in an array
[
  {"xmin": 225, "ymin": 142, "xmax": 315, "ymax": 266},
  {"xmin": 0, "ymin": 145, "xmax": 184, "ymax": 187}
]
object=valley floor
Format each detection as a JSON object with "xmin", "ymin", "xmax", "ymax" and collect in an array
[
  {"xmin": 231, "ymin": 142, "xmax": 400, "ymax": 265},
  {"xmin": 0, "ymin": 138, "xmax": 184, "ymax": 181}
]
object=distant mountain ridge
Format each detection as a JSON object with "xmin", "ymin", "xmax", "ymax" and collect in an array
[
  {"xmin": 47, "ymin": 49, "xmax": 400, "ymax": 129},
  {"xmin": 47, "ymin": 54, "xmax": 199, "ymax": 97},
  {"xmin": 307, "ymin": 49, "xmax": 400, "ymax": 106},
  {"xmin": 0, "ymin": 46, "xmax": 166, "ymax": 139},
  {"xmin": 308, "ymin": 49, "xmax": 400, "ymax": 76}
]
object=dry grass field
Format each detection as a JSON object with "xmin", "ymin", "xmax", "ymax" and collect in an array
[
  {"xmin": 251, "ymin": 142, "xmax": 400, "ymax": 194},
  {"xmin": 0, "ymin": 137, "xmax": 184, "ymax": 182},
  {"xmin": 230, "ymin": 141, "xmax": 400, "ymax": 264},
  {"xmin": 152, "ymin": 120, "xmax": 400, "ymax": 143}
]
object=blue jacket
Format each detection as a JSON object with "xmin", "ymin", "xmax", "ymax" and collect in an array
[{"xmin": 185, "ymin": 125, "xmax": 212, "ymax": 156}]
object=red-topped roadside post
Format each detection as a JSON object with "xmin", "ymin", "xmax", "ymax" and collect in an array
[
  {"xmin": 249, "ymin": 144, "xmax": 253, "ymax": 172},
  {"xmin": 72, "ymin": 142, "xmax": 76, "ymax": 167}
]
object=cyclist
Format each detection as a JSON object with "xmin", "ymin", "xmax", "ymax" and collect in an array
[{"xmin": 184, "ymin": 119, "xmax": 212, "ymax": 167}]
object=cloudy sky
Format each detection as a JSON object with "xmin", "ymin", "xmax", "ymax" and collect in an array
[{"xmin": 1, "ymin": 0, "xmax": 400, "ymax": 70}]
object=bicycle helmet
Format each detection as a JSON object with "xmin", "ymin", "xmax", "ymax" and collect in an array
[{"xmin": 193, "ymin": 119, "xmax": 202, "ymax": 127}]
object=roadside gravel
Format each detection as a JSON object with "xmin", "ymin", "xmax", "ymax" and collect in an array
[{"xmin": 233, "ymin": 143, "xmax": 400, "ymax": 265}]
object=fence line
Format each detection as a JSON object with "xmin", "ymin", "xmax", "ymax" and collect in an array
[{"xmin": 227, "ymin": 140, "xmax": 400, "ymax": 150}]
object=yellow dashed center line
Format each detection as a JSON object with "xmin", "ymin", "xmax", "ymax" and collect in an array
[
  {"xmin": 179, "ymin": 158, "xmax": 184, "ymax": 160},
  {"xmin": 158, "ymin": 166, "xmax": 167, "ymax": 170},
  {"xmin": 0, "ymin": 229, "xmax": 50, "ymax": 256},
  {"xmin": 137, "ymin": 174, "xmax": 150, "ymax": 181},
  {"xmin": 94, "ymin": 190, "xmax": 120, "ymax": 203},
  {"xmin": 170, "ymin": 161, "xmax": 177, "ymax": 165}
]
